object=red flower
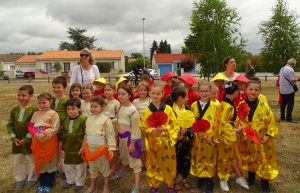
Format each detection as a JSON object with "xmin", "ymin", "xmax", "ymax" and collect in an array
[
  {"xmin": 244, "ymin": 126, "xmax": 260, "ymax": 144},
  {"xmin": 237, "ymin": 101, "xmax": 250, "ymax": 121},
  {"xmin": 147, "ymin": 112, "xmax": 168, "ymax": 128},
  {"xmin": 192, "ymin": 119, "xmax": 210, "ymax": 133}
]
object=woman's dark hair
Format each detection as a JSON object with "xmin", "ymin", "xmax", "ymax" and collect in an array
[
  {"xmin": 90, "ymin": 96, "xmax": 106, "ymax": 107},
  {"xmin": 18, "ymin": 85, "xmax": 34, "ymax": 95},
  {"xmin": 165, "ymin": 85, "xmax": 187, "ymax": 106},
  {"xmin": 37, "ymin": 92, "xmax": 55, "ymax": 109},
  {"xmin": 66, "ymin": 98, "xmax": 81, "ymax": 108},
  {"xmin": 224, "ymin": 81, "xmax": 238, "ymax": 95},
  {"xmin": 69, "ymin": 82, "xmax": 82, "ymax": 98},
  {"xmin": 118, "ymin": 84, "xmax": 133, "ymax": 96},
  {"xmin": 223, "ymin": 57, "xmax": 234, "ymax": 69}
]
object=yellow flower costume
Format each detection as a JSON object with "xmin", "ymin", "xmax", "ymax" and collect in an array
[
  {"xmin": 140, "ymin": 102, "xmax": 179, "ymax": 188},
  {"xmin": 190, "ymin": 100, "xmax": 219, "ymax": 178},
  {"xmin": 240, "ymin": 98, "xmax": 279, "ymax": 180},
  {"xmin": 215, "ymin": 97, "xmax": 239, "ymax": 181}
]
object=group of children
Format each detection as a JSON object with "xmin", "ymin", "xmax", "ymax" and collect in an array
[{"xmin": 7, "ymin": 71, "xmax": 278, "ymax": 193}]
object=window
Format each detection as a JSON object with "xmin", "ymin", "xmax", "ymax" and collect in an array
[
  {"xmin": 63, "ymin": 63, "xmax": 70, "ymax": 72},
  {"xmin": 10, "ymin": 65, "xmax": 15, "ymax": 70},
  {"xmin": 45, "ymin": 63, "xmax": 53, "ymax": 73},
  {"xmin": 111, "ymin": 61, "xmax": 118, "ymax": 69}
]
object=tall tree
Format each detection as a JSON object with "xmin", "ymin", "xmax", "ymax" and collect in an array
[
  {"xmin": 131, "ymin": 53, "xmax": 143, "ymax": 58},
  {"xmin": 59, "ymin": 27, "xmax": 97, "ymax": 50},
  {"xmin": 183, "ymin": 0, "xmax": 246, "ymax": 77},
  {"xmin": 259, "ymin": 0, "xmax": 300, "ymax": 74},
  {"xmin": 150, "ymin": 40, "xmax": 158, "ymax": 62},
  {"xmin": 158, "ymin": 40, "xmax": 171, "ymax": 53}
]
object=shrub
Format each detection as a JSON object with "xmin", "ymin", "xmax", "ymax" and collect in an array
[{"xmin": 96, "ymin": 62, "xmax": 111, "ymax": 73}]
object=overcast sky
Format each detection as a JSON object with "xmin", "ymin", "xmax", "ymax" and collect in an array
[{"xmin": 0, "ymin": 0, "xmax": 299, "ymax": 56}]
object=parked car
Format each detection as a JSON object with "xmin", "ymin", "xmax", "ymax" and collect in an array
[
  {"xmin": 15, "ymin": 70, "xmax": 24, "ymax": 78},
  {"xmin": 2, "ymin": 71, "xmax": 9, "ymax": 80},
  {"xmin": 24, "ymin": 72, "xmax": 35, "ymax": 78}
]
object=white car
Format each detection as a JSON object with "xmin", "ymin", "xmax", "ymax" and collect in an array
[{"xmin": 15, "ymin": 70, "xmax": 25, "ymax": 78}]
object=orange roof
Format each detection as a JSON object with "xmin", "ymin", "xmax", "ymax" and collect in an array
[
  {"xmin": 153, "ymin": 53, "xmax": 190, "ymax": 64},
  {"xmin": 36, "ymin": 50, "xmax": 124, "ymax": 60},
  {"xmin": 16, "ymin": 55, "xmax": 39, "ymax": 63}
]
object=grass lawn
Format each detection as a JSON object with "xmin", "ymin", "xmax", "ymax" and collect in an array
[{"xmin": 0, "ymin": 80, "xmax": 300, "ymax": 193}]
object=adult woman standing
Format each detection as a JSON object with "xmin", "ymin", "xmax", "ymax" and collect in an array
[
  {"xmin": 222, "ymin": 57, "xmax": 240, "ymax": 81},
  {"xmin": 71, "ymin": 49, "xmax": 100, "ymax": 86}
]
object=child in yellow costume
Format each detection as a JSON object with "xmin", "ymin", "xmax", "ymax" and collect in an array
[
  {"xmin": 140, "ymin": 85, "xmax": 180, "ymax": 193},
  {"xmin": 215, "ymin": 81, "xmax": 249, "ymax": 192},
  {"xmin": 190, "ymin": 82, "xmax": 218, "ymax": 193},
  {"xmin": 241, "ymin": 80, "xmax": 278, "ymax": 193}
]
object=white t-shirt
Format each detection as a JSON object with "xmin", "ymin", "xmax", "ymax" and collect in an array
[
  {"xmin": 70, "ymin": 64, "xmax": 100, "ymax": 86},
  {"xmin": 279, "ymin": 64, "xmax": 296, "ymax": 94}
]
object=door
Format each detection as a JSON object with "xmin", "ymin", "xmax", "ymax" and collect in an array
[{"xmin": 158, "ymin": 64, "xmax": 172, "ymax": 76}]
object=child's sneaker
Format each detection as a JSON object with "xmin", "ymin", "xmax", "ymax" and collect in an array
[
  {"xmin": 15, "ymin": 181, "xmax": 25, "ymax": 191},
  {"xmin": 36, "ymin": 186, "xmax": 44, "ymax": 193},
  {"xmin": 236, "ymin": 177, "xmax": 249, "ymax": 189},
  {"xmin": 166, "ymin": 188, "xmax": 175, "ymax": 193},
  {"xmin": 26, "ymin": 181, "xmax": 36, "ymax": 189},
  {"xmin": 43, "ymin": 186, "xmax": 52, "ymax": 193},
  {"xmin": 63, "ymin": 182, "xmax": 73, "ymax": 189},
  {"xmin": 220, "ymin": 180, "xmax": 229, "ymax": 192},
  {"xmin": 74, "ymin": 185, "xmax": 83, "ymax": 192}
]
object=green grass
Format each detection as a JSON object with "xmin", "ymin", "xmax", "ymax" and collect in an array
[{"xmin": 0, "ymin": 80, "xmax": 299, "ymax": 193}]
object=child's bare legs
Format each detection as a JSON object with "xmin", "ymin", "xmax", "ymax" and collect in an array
[
  {"xmin": 86, "ymin": 177, "xmax": 97, "ymax": 192},
  {"xmin": 234, "ymin": 162, "xmax": 249, "ymax": 189},
  {"xmin": 119, "ymin": 164, "xmax": 127, "ymax": 173},
  {"xmin": 134, "ymin": 172, "xmax": 141, "ymax": 190},
  {"xmin": 103, "ymin": 176, "xmax": 110, "ymax": 193},
  {"xmin": 110, "ymin": 152, "xmax": 119, "ymax": 173},
  {"xmin": 234, "ymin": 162, "xmax": 243, "ymax": 177}
]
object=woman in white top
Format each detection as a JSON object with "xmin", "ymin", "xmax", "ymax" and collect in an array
[
  {"xmin": 222, "ymin": 57, "xmax": 240, "ymax": 81},
  {"xmin": 71, "ymin": 49, "xmax": 100, "ymax": 86}
]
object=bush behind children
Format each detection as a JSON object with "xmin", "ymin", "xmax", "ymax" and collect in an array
[{"xmin": 7, "ymin": 74, "xmax": 278, "ymax": 193}]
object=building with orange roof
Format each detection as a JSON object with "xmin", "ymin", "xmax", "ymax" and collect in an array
[
  {"xmin": 0, "ymin": 54, "xmax": 24, "ymax": 71},
  {"xmin": 34, "ymin": 50, "xmax": 125, "ymax": 78},
  {"xmin": 16, "ymin": 55, "xmax": 39, "ymax": 72},
  {"xmin": 152, "ymin": 53, "xmax": 196, "ymax": 76}
]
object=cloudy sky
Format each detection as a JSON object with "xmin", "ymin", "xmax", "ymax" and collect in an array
[{"xmin": 0, "ymin": 0, "xmax": 299, "ymax": 56}]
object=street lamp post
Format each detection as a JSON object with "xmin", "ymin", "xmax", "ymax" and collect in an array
[{"xmin": 142, "ymin": 18, "xmax": 146, "ymax": 70}]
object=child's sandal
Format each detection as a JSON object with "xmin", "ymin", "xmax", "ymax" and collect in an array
[
  {"xmin": 182, "ymin": 181, "xmax": 195, "ymax": 193},
  {"xmin": 131, "ymin": 187, "xmax": 140, "ymax": 193},
  {"xmin": 111, "ymin": 171, "xmax": 125, "ymax": 180},
  {"xmin": 174, "ymin": 183, "xmax": 183, "ymax": 193}
]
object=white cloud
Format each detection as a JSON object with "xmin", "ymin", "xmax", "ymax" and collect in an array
[{"xmin": 0, "ymin": 0, "xmax": 299, "ymax": 55}]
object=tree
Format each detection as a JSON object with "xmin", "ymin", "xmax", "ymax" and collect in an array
[
  {"xmin": 127, "ymin": 57, "xmax": 151, "ymax": 72},
  {"xmin": 54, "ymin": 62, "xmax": 62, "ymax": 72},
  {"xmin": 59, "ymin": 27, "xmax": 97, "ymax": 50},
  {"xmin": 150, "ymin": 40, "xmax": 158, "ymax": 62},
  {"xmin": 259, "ymin": 0, "xmax": 300, "ymax": 74},
  {"xmin": 131, "ymin": 53, "xmax": 143, "ymax": 58},
  {"xmin": 96, "ymin": 62, "xmax": 111, "ymax": 73},
  {"xmin": 158, "ymin": 40, "xmax": 171, "ymax": 53},
  {"xmin": 183, "ymin": 0, "xmax": 246, "ymax": 77}
]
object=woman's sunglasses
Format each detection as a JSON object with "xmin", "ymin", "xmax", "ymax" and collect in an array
[{"xmin": 80, "ymin": 53, "xmax": 90, "ymax": 57}]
